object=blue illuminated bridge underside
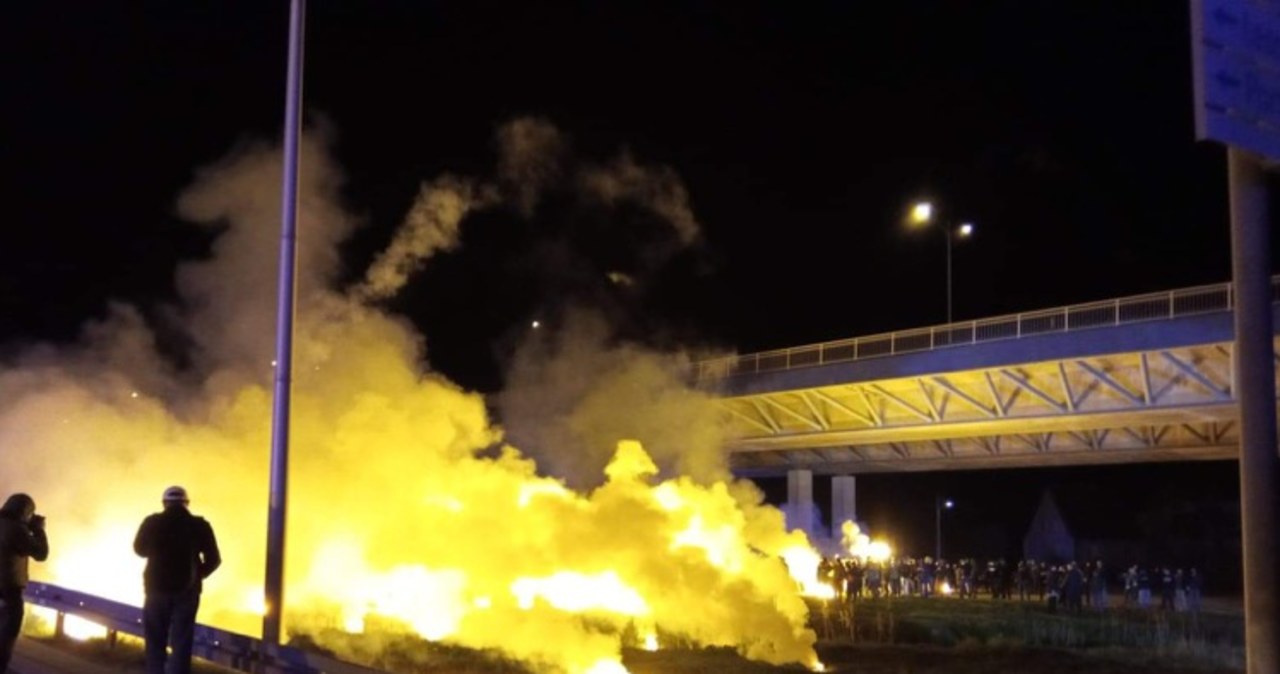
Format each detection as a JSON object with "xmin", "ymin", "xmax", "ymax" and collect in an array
[{"xmin": 697, "ymin": 280, "xmax": 1280, "ymax": 477}]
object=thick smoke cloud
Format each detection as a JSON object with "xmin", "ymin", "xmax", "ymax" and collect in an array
[
  {"xmin": 0, "ymin": 123, "xmax": 812, "ymax": 674},
  {"xmin": 175, "ymin": 132, "xmax": 357, "ymax": 376},
  {"xmin": 496, "ymin": 311, "xmax": 732, "ymax": 490}
]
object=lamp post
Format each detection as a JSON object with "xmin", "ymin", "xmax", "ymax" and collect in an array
[
  {"xmin": 264, "ymin": 0, "xmax": 306, "ymax": 645},
  {"xmin": 908, "ymin": 201, "xmax": 974, "ymax": 324},
  {"xmin": 935, "ymin": 495, "xmax": 954, "ymax": 561}
]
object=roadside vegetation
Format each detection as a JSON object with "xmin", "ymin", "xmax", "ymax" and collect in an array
[{"xmin": 25, "ymin": 596, "xmax": 1245, "ymax": 673}]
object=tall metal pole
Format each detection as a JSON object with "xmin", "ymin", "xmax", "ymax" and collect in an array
[
  {"xmin": 264, "ymin": 0, "xmax": 306, "ymax": 646},
  {"xmin": 945, "ymin": 226, "xmax": 953, "ymax": 324},
  {"xmin": 934, "ymin": 495, "xmax": 942, "ymax": 561},
  {"xmin": 1228, "ymin": 147, "xmax": 1280, "ymax": 674}
]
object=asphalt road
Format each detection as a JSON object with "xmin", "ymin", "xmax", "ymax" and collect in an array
[{"xmin": 11, "ymin": 636, "xmax": 129, "ymax": 673}]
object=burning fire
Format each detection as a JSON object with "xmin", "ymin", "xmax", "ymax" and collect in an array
[
  {"xmin": 780, "ymin": 545, "xmax": 836, "ymax": 600},
  {"xmin": 0, "ymin": 130, "xmax": 827, "ymax": 674}
]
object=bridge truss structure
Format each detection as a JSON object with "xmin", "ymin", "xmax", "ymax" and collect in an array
[{"xmin": 707, "ymin": 278, "xmax": 1279, "ymax": 474}]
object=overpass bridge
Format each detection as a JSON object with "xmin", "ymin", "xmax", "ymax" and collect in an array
[{"xmin": 700, "ymin": 278, "xmax": 1280, "ymax": 481}]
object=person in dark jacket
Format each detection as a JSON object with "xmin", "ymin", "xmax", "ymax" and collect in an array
[
  {"xmin": 134, "ymin": 486, "xmax": 221, "ymax": 674},
  {"xmin": 1061, "ymin": 562, "xmax": 1086, "ymax": 612},
  {"xmin": 0, "ymin": 493, "xmax": 49, "ymax": 671}
]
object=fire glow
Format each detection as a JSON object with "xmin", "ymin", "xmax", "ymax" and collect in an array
[
  {"xmin": 840, "ymin": 520, "xmax": 892, "ymax": 563},
  {"xmin": 0, "ymin": 129, "xmax": 826, "ymax": 674}
]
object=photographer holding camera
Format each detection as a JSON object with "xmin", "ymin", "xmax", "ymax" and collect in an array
[{"xmin": 0, "ymin": 492, "xmax": 49, "ymax": 671}]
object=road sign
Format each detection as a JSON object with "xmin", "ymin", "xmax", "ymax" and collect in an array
[{"xmin": 1192, "ymin": 0, "xmax": 1280, "ymax": 161}]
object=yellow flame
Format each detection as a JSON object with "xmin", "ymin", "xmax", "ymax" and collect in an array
[
  {"xmin": 670, "ymin": 515, "xmax": 743, "ymax": 571},
  {"xmin": 780, "ymin": 544, "xmax": 835, "ymax": 600},
  {"xmin": 517, "ymin": 481, "xmax": 571, "ymax": 507},
  {"xmin": 242, "ymin": 588, "xmax": 267, "ymax": 616},
  {"xmin": 511, "ymin": 571, "xmax": 649, "ymax": 616},
  {"xmin": 24, "ymin": 607, "xmax": 110, "ymax": 642},
  {"xmin": 585, "ymin": 659, "xmax": 629, "ymax": 674},
  {"xmin": 651, "ymin": 483, "xmax": 683, "ymax": 511},
  {"xmin": 342, "ymin": 609, "xmax": 365, "ymax": 633},
  {"xmin": 840, "ymin": 520, "xmax": 893, "ymax": 562},
  {"xmin": 643, "ymin": 633, "xmax": 659, "ymax": 651},
  {"xmin": 63, "ymin": 615, "xmax": 108, "ymax": 641}
]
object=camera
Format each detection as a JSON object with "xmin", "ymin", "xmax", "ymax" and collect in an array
[{"xmin": 29, "ymin": 514, "xmax": 45, "ymax": 530}]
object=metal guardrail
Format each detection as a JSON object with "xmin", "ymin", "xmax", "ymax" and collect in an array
[
  {"xmin": 23, "ymin": 581, "xmax": 386, "ymax": 674},
  {"xmin": 696, "ymin": 277, "xmax": 1280, "ymax": 380}
]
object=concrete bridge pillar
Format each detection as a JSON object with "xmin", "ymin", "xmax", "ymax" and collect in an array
[
  {"xmin": 786, "ymin": 469, "xmax": 814, "ymax": 536},
  {"xmin": 831, "ymin": 475, "xmax": 856, "ymax": 538}
]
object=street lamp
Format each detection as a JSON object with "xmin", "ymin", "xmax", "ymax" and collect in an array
[
  {"xmin": 908, "ymin": 200, "xmax": 974, "ymax": 324},
  {"xmin": 935, "ymin": 495, "xmax": 954, "ymax": 561}
]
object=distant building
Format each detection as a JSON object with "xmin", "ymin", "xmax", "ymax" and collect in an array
[
  {"xmin": 1023, "ymin": 491, "xmax": 1074, "ymax": 562},
  {"xmin": 1022, "ymin": 489, "xmax": 1142, "ymax": 565}
]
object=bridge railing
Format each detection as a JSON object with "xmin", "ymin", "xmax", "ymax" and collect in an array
[
  {"xmin": 23, "ymin": 581, "xmax": 386, "ymax": 674},
  {"xmin": 697, "ymin": 277, "xmax": 1279, "ymax": 380}
]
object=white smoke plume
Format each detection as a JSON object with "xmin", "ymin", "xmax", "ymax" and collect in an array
[
  {"xmin": 496, "ymin": 117, "xmax": 566, "ymax": 216},
  {"xmin": 175, "ymin": 132, "xmax": 357, "ymax": 376},
  {"xmin": 578, "ymin": 150, "xmax": 701, "ymax": 246},
  {"xmin": 497, "ymin": 310, "xmax": 733, "ymax": 490},
  {"xmin": 353, "ymin": 175, "xmax": 498, "ymax": 302},
  {"xmin": 353, "ymin": 117, "xmax": 702, "ymax": 305},
  {"xmin": 0, "ymin": 128, "xmax": 820, "ymax": 673}
]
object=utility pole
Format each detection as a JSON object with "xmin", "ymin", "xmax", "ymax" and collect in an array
[{"xmin": 264, "ymin": 0, "xmax": 306, "ymax": 646}]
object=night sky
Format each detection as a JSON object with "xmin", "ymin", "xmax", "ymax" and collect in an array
[{"xmin": 1, "ymin": 2, "xmax": 1271, "ymax": 577}]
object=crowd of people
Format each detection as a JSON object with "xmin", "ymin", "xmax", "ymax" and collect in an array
[{"xmin": 815, "ymin": 556, "xmax": 1204, "ymax": 613}]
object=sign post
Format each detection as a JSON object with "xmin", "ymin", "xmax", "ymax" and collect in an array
[{"xmin": 1192, "ymin": 2, "xmax": 1280, "ymax": 672}]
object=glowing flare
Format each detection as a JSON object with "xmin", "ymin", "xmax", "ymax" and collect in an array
[
  {"xmin": 840, "ymin": 520, "xmax": 893, "ymax": 562},
  {"xmin": 517, "ymin": 481, "xmax": 570, "ymax": 507},
  {"xmin": 342, "ymin": 609, "xmax": 365, "ymax": 633},
  {"xmin": 64, "ymin": 615, "xmax": 109, "ymax": 641},
  {"xmin": 46, "ymin": 525, "xmax": 146, "ymax": 607},
  {"xmin": 670, "ymin": 514, "xmax": 742, "ymax": 570},
  {"xmin": 651, "ymin": 483, "xmax": 683, "ymax": 511},
  {"xmin": 643, "ymin": 633, "xmax": 659, "ymax": 651},
  {"xmin": 242, "ymin": 589, "xmax": 267, "ymax": 616},
  {"xmin": 584, "ymin": 659, "xmax": 629, "ymax": 674},
  {"xmin": 511, "ymin": 571, "xmax": 649, "ymax": 616},
  {"xmin": 780, "ymin": 544, "xmax": 836, "ymax": 600}
]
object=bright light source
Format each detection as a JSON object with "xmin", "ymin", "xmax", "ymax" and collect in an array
[
  {"xmin": 944, "ymin": 500, "xmax": 955, "ymax": 509},
  {"xmin": 958, "ymin": 222, "xmax": 974, "ymax": 237},
  {"xmin": 910, "ymin": 201, "xmax": 933, "ymax": 224},
  {"xmin": 531, "ymin": 320, "xmax": 541, "ymax": 329}
]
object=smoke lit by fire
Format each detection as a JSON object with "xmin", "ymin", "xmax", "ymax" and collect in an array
[
  {"xmin": 0, "ymin": 121, "xmax": 824, "ymax": 672},
  {"xmin": 840, "ymin": 520, "xmax": 892, "ymax": 563}
]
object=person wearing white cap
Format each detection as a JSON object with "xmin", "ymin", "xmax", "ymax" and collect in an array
[{"xmin": 133, "ymin": 486, "xmax": 221, "ymax": 674}]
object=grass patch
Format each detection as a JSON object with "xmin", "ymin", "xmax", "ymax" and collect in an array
[{"xmin": 809, "ymin": 596, "xmax": 1244, "ymax": 672}]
